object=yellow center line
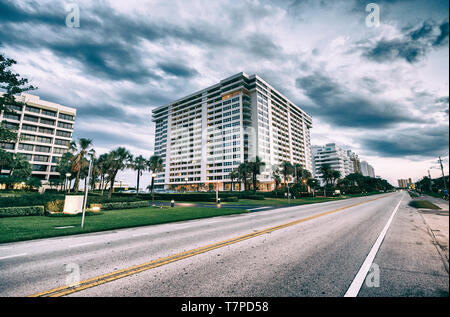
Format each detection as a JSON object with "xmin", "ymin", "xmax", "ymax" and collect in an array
[{"xmin": 27, "ymin": 193, "xmax": 391, "ymax": 297}]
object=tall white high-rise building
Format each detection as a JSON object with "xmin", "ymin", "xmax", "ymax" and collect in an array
[
  {"xmin": 151, "ymin": 72, "xmax": 313, "ymax": 191},
  {"xmin": 1, "ymin": 93, "xmax": 76, "ymax": 182}
]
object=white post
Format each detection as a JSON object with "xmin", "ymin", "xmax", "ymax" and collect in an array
[
  {"xmin": 81, "ymin": 158, "xmax": 93, "ymax": 229},
  {"xmin": 216, "ymin": 179, "xmax": 219, "ymax": 203}
]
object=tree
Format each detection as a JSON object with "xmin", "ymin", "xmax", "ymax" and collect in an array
[
  {"xmin": 247, "ymin": 156, "xmax": 266, "ymax": 194},
  {"xmin": 130, "ymin": 155, "xmax": 148, "ymax": 195},
  {"xmin": 293, "ymin": 163, "xmax": 304, "ymax": 183},
  {"xmin": 238, "ymin": 163, "xmax": 250, "ymax": 191},
  {"xmin": 71, "ymin": 138, "xmax": 93, "ymax": 192},
  {"xmin": 307, "ymin": 178, "xmax": 320, "ymax": 197},
  {"xmin": 96, "ymin": 153, "xmax": 110, "ymax": 195},
  {"xmin": 148, "ymin": 155, "xmax": 163, "ymax": 195},
  {"xmin": 106, "ymin": 147, "xmax": 132, "ymax": 198},
  {"xmin": 229, "ymin": 169, "xmax": 239, "ymax": 192},
  {"xmin": 1, "ymin": 53, "xmax": 36, "ymax": 143},
  {"xmin": 330, "ymin": 170, "xmax": 341, "ymax": 187},
  {"xmin": 273, "ymin": 173, "xmax": 281, "ymax": 191},
  {"xmin": 319, "ymin": 163, "xmax": 333, "ymax": 187},
  {"xmin": 280, "ymin": 161, "xmax": 294, "ymax": 188}
]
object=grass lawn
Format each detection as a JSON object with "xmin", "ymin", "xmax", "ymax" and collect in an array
[
  {"xmin": 0, "ymin": 206, "xmax": 248, "ymax": 244},
  {"xmin": 408, "ymin": 200, "xmax": 441, "ymax": 210}
]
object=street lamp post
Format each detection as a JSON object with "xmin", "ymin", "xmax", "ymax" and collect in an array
[
  {"xmin": 152, "ymin": 173, "xmax": 156, "ymax": 206},
  {"xmin": 184, "ymin": 177, "xmax": 188, "ymax": 192},
  {"xmin": 81, "ymin": 157, "xmax": 93, "ymax": 229},
  {"xmin": 65, "ymin": 173, "xmax": 71, "ymax": 193}
]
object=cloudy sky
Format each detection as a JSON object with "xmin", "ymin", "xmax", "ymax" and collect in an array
[{"xmin": 0, "ymin": 0, "xmax": 448, "ymax": 187}]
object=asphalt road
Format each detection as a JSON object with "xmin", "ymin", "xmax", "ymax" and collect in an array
[{"xmin": 0, "ymin": 191, "xmax": 448, "ymax": 297}]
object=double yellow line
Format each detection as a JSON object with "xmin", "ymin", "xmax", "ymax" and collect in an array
[{"xmin": 28, "ymin": 194, "xmax": 389, "ymax": 297}]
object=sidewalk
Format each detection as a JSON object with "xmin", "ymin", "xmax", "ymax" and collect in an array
[{"xmin": 416, "ymin": 195, "xmax": 449, "ymax": 271}]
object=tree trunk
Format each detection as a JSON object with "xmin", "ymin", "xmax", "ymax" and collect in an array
[
  {"xmin": 136, "ymin": 169, "xmax": 140, "ymax": 196},
  {"xmin": 108, "ymin": 172, "xmax": 118, "ymax": 199}
]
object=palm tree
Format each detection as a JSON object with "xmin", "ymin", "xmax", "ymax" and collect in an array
[
  {"xmin": 96, "ymin": 153, "xmax": 110, "ymax": 195},
  {"xmin": 330, "ymin": 170, "xmax": 341, "ymax": 187},
  {"xmin": 280, "ymin": 161, "xmax": 294, "ymax": 188},
  {"xmin": 319, "ymin": 163, "xmax": 333, "ymax": 187},
  {"xmin": 293, "ymin": 163, "xmax": 303, "ymax": 183},
  {"xmin": 148, "ymin": 155, "xmax": 163, "ymax": 195},
  {"xmin": 229, "ymin": 169, "xmax": 239, "ymax": 192},
  {"xmin": 247, "ymin": 156, "xmax": 266, "ymax": 194},
  {"xmin": 273, "ymin": 174, "xmax": 281, "ymax": 191},
  {"xmin": 307, "ymin": 178, "xmax": 320, "ymax": 197},
  {"xmin": 130, "ymin": 155, "xmax": 148, "ymax": 195},
  {"xmin": 238, "ymin": 162, "xmax": 250, "ymax": 191},
  {"xmin": 71, "ymin": 138, "xmax": 93, "ymax": 192},
  {"xmin": 106, "ymin": 147, "xmax": 132, "ymax": 199}
]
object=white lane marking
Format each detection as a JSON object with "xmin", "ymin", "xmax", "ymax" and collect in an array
[
  {"xmin": 344, "ymin": 193, "xmax": 404, "ymax": 297},
  {"xmin": 247, "ymin": 207, "xmax": 272, "ymax": 211},
  {"xmin": 68, "ymin": 242, "xmax": 94, "ymax": 248},
  {"xmin": 54, "ymin": 226, "xmax": 75, "ymax": 229},
  {"xmin": 0, "ymin": 253, "xmax": 27, "ymax": 261}
]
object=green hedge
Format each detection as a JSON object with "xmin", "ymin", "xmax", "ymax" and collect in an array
[
  {"xmin": 90, "ymin": 200, "xmax": 150, "ymax": 211},
  {"xmin": 0, "ymin": 206, "xmax": 45, "ymax": 218}
]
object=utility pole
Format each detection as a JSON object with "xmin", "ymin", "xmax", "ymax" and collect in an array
[
  {"xmin": 438, "ymin": 156, "xmax": 448, "ymax": 190},
  {"xmin": 81, "ymin": 157, "xmax": 93, "ymax": 229},
  {"xmin": 428, "ymin": 170, "xmax": 433, "ymax": 192}
]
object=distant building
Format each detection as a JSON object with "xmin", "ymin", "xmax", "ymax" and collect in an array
[
  {"xmin": 360, "ymin": 161, "xmax": 375, "ymax": 178},
  {"xmin": 312, "ymin": 143, "xmax": 355, "ymax": 185},
  {"xmin": 1, "ymin": 93, "xmax": 76, "ymax": 182},
  {"xmin": 397, "ymin": 179, "xmax": 412, "ymax": 188}
]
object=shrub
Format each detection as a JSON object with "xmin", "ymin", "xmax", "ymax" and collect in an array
[
  {"xmin": 0, "ymin": 206, "xmax": 44, "ymax": 217},
  {"xmin": 90, "ymin": 200, "xmax": 150, "ymax": 211},
  {"xmin": 222, "ymin": 196, "xmax": 239, "ymax": 202},
  {"xmin": 46, "ymin": 200, "xmax": 65, "ymax": 213}
]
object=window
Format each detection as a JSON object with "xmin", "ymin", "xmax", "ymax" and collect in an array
[
  {"xmin": 18, "ymin": 143, "xmax": 34, "ymax": 151},
  {"xmin": 25, "ymin": 106, "xmax": 40, "ymax": 114},
  {"xmin": 32, "ymin": 164, "xmax": 47, "ymax": 172},
  {"xmin": 42, "ymin": 109, "xmax": 56, "ymax": 117},
  {"xmin": 57, "ymin": 122, "xmax": 73, "ymax": 129},
  {"xmin": 0, "ymin": 142, "xmax": 15, "ymax": 150},
  {"xmin": 35, "ymin": 145, "xmax": 51, "ymax": 153},
  {"xmin": 38, "ymin": 127, "xmax": 54, "ymax": 135},
  {"xmin": 19, "ymin": 153, "xmax": 32, "ymax": 161},
  {"xmin": 2, "ymin": 121, "xmax": 19, "ymax": 130},
  {"xmin": 51, "ymin": 156, "xmax": 61, "ymax": 163},
  {"xmin": 54, "ymin": 139, "xmax": 69, "ymax": 146},
  {"xmin": 53, "ymin": 147, "xmax": 67, "ymax": 154},
  {"xmin": 23, "ymin": 114, "xmax": 39, "ymax": 122},
  {"xmin": 33, "ymin": 155, "xmax": 49, "ymax": 162},
  {"xmin": 21, "ymin": 124, "xmax": 37, "ymax": 132},
  {"xmin": 59, "ymin": 113, "xmax": 74, "ymax": 121},
  {"xmin": 40, "ymin": 118, "xmax": 55, "ymax": 126},
  {"xmin": 8, "ymin": 104, "xmax": 22, "ymax": 112},
  {"xmin": 20, "ymin": 134, "xmax": 35, "ymax": 141},
  {"xmin": 56, "ymin": 130, "xmax": 71, "ymax": 138},
  {"xmin": 3, "ymin": 113, "xmax": 20, "ymax": 121},
  {"xmin": 36, "ymin": 136, "xmax": 52, "ymax": 144}
]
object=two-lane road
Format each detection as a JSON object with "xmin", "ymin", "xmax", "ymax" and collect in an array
[{"xmin": 0, "ymin": 191, "xmax": 447, "ymax": 297}]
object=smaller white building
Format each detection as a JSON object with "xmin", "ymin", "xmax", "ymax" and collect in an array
[
  {"xmin": 312, "ymin": 143, "xmax": 355, "ymax": 185},
  {"xmin": 360, "ymin": 161, "xmax": 375, "ymax": 178}
]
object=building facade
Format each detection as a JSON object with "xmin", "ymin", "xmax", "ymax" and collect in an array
[
  {"xmin": 1, "ymin": 93, "xmax": 76, "ymax": 182},
  {"xmin": 360, "ymin": 160, "xmax": 375, "ymax": 178},
  {"xmin": 151, "ymin": 72, "xmax": 313, "ymax": 191}
]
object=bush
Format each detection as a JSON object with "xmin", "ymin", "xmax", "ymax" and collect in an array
[
  {"xmin": 222, "ymin": 196, "xmax": 239, "ymax": 202},
  {"xmin": 0, "ymin": 193, "xmax": 64, "ymax": 208},
  {"xmin": 90, "ymin": 200, "xmax": 150, "ymax": 211},
  {"xmin": 46, "ymin": 200, "xmax": 65, "ymax": 213},
  {"xmin": 46, "ymin": 211, "xmax": 103, "ymax": 217},
  {"xmin": 0, "ymin": 206, "xmax": 44, "ymax": 217}
]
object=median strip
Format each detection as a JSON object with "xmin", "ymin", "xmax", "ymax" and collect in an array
[{"xmin": 28, "ymin": 194, "xmax": 390, "ymax": 297}]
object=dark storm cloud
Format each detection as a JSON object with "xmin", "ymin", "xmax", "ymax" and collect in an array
[
  {"xmin": 75, "ymin": 104, "xmax": 148, "ymax": 126},
  {"xmin": 73, "ymin": 129, "xmax": 151, "ymax": 150},
  {"xmin": 362, "ymin": 20, "xmax": 449, "ymax": 63},
  {"xmin": 361, "ymin": 125, "xmax": 449, "ymax": 158},
  {"xmin": 245, "ymin": 34, "xmax": 282, "ymax": 59},
  {"xmin": 0, "ymin": 0, "xmax": 229, "ymax": 83},
  {"xmin": 158, "ymin": 62, "xmax": 199, "ymax": 78},
  {"xmin": 295, "ymin": 72, "xmax": 423, "ymax": 128}
]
